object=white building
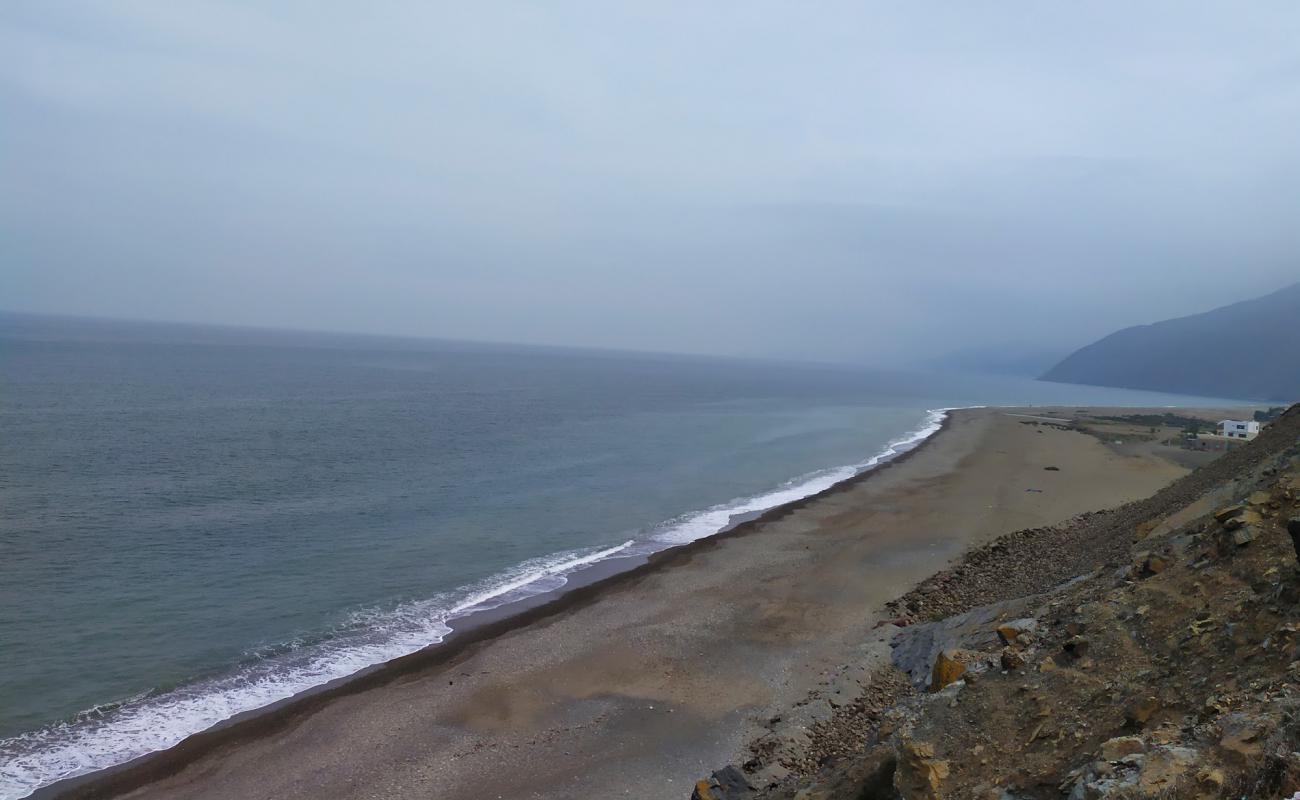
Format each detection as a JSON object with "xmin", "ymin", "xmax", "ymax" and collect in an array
[{"xmin": 1218, "ymin": 419, "xmax": 1260, "ymax": 440}]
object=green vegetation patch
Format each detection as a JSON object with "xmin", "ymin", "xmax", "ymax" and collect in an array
[{"xmin": 1093, "ymin": 413, "xmax": 1212, "ymax": 429}]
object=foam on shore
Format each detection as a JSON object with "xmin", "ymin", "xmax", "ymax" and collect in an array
[
  {"xmin": 648, "ymin": 408, "xmax": 948, "ymax": 546},
  {"xmin": 0, "ymin": 408, "xmax": 951, "ymax": 800}
]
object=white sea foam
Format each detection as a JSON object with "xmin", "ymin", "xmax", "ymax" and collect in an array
[
  {"xmin": 0, "ymin": 409, "xmax": 951, "ymax": 800},
  {"xmin": 650, "ymin": 407, "xmax": 949, "ymax": 545},
  {"xmin": 447, "ymin": 539, "xmax": 636, "ymax": 616},
  {"xmin": 0, "ymin": 543, "xmax": 635, "ymax": 800}
]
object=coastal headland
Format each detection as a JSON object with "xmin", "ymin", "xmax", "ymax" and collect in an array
[{"xmin": 44, "ymin": 407, "xmax": 1247, "ymax": 800}]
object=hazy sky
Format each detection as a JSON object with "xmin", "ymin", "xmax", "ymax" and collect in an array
[{"xmin": 3, "ymin": 2, "xmax": 1299, "ymax": 365}]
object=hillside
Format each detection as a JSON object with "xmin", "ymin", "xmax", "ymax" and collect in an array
[
  {"xmin": 1040, "ymin": 283, "xmax": 1300, "ymax": 402},
  {"xmin": 692, "ymin": 405, "xmax": 1300, "ymax": 799}
]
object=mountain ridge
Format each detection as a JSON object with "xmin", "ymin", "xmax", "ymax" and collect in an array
[{"xmin": 1040, "ymin": 282, "xmax": 1300, "ymax": 402}]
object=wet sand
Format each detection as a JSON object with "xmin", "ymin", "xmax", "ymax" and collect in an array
[{"xmin": 60, "ymin": 407, "xmax": 1211, "ymax": 800}]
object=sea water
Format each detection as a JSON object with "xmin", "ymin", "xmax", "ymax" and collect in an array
[{"xmin": 0, "ymin": 314, "xmax": 1241, "ymax": 798}]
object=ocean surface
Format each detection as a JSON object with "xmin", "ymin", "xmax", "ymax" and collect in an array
[{"xmin": 0, "ymin": 314, "xmax": 1243, "ymax": 798}]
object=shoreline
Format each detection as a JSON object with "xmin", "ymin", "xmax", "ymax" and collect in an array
[
  {"xmin": 30, "ymin": 411, "xmax": 958, "ymax": 800},
  {"xmin": 23, "ymin": 404, "xmax": 1253, "ymax": 800}
]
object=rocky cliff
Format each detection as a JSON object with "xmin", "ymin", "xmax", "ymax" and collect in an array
[
  {"xmin": 693, "ymin": 404, "xmax": 1300, "ymax": 799},
  {"xmin": 1040, "ymin": 283, "xmax": 1300, "ymax": 403}
]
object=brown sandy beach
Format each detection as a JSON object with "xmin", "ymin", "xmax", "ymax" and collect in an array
[{"xmin": 55, "ymin": 407, "xmax": 1245, "ymax": 800}]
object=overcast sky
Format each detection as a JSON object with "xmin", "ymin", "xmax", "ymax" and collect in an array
[{"xmin": 3, "ymin": 2, "xmax": 1298, "ymax": 365}]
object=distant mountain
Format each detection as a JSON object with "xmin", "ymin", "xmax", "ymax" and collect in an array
[{"xmin": 1040, "ymin": 282, "xmax": 1300, "ymax": 402}]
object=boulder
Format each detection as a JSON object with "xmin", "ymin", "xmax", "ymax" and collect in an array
[
  {"xmin": 1068, "ymin": 745, "xmax": 1202, "ymax": 799},
  {"xmin": 691, "ymin": 766, "xmax": 754, "ymax": 800},
  {"xmin": 894, "ymin": 740, "xmax": 949, "ymax": 800},
  {"xmin": 929, "ymin": 649, "xmax": 967, "ymax": 691},
  {"xmin": 891, "ymin": 600, "xmax": 1016, "ymax": 688},
  {"xmin": 1288, "ymin": 517, "xmax": 1300, "ymax": 562},
  {"xmin": 1218, "ymin": 712, "xmax": 1273, "ymax": 763},
  {"xmin": 1100, "ymin": 735, "xmax": 1146, "ymax": 761},
  {"xmin": 1231, "ymin": 525, "xmax": 1257, "ymax": 546},
  {"xmin": 1136, "ymin": 746, "xmax": 1200, "ymax": 794},
  {"xmin": 996, "ymin": 618, "xmax": 1039, "ymax": 645},
  {"xmin": 1214, "ymin": 505, "xmax": 1246, "ymax": 523}
]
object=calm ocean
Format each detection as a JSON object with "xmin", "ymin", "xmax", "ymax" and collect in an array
[{"xmin": 0, "ymin": 314, "xmax": 1239, "ymax": 798}]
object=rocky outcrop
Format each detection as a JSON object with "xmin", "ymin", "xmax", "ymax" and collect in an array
[
  {"xmin": 691, "ymin": 766, "xmax": 754, "ymax": 800},
  {"xmin": 893, "ymin": 741, "xmax": 949, "ymax": 799},
  {"xmin": 927, "ymin": 650, "xmax": 967, "ymax": 692}
]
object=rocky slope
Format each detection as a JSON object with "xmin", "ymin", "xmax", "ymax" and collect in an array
[
  {"xmin": 693, "ymin": 404, "xmax": 1300, "ymax": 799},
  {"xmin": 1040, "ymin": 282, "xmax": 1300, "ymax": 402}
]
